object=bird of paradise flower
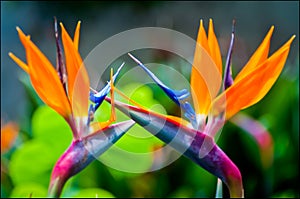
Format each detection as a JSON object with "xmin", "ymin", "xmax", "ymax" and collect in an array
[
  {"xmin": 104, "ymin": 19, "xmax": 295, "ymax": 197},
  {"xmin": 9, "ymin": 19, "xmax": 135, "ymax": 197}
]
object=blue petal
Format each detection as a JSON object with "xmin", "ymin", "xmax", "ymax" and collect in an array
[
  {"xmin": 128, "ymin": 53, "xmax": 199, "ymax": 126},
  {"xmin": 128, "ymin": 53, "xmax": 189, "ymax": 105},
  {"xmin": 182, "ymin": 102, "xmax": 198, "ymax": 129},
  {"xmin": 90, "ymin": 63, "xmax": 124, "ymax": 110}
]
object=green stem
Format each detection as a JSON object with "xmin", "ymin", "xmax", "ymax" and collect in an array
[
  {"xmin": 48, "ymin": 177, "xmax": 65, "ymax": 198},
  {"xmin": 215, "ymin": 178, "xmax": 223, "ymax": 198}
]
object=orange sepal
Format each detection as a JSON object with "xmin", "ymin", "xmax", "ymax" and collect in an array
[
  {"xmin": 15, "ymin": 27, "xmax": 71, "ymax": 118},
  {"xmin": 191, "ymin": 20, "xmax": 222, "ymax": 115},
  {"xmin": 208, "ymin": 19, "xmax": 222, "ymax": 74},
  {"xmin": 60, "ymin": 22, "xmax": 87, "ymax": 104},
  {"xmin": 235, "ymin": 26, "xmax": 274, "ymax": 82},
  {"xmin": 73, "ymin": 21, "xmax": 81, "ymax": 51},
  {"xmin": 212, "ymin": 35, "xmax": 295, "ymax": 120}
]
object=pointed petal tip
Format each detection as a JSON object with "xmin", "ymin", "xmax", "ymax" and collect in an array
[
  {"xmin": 59, "ymin": 22, "xmax": 65, "ymax": 29},
  {"xmin": 99, "ymin": 120, "xmax": 135, "ymax": 139},
  {"xmin": 199, "ymin": 19, "xmax": 204, "ymax": 27},
  {"xmin": 128, "ymin": 53, "xmax": 141, "ymax": 65},
  {"xmin": 112, "ymin": 119, "xmax": 135, "ymax": 129},
  {"xmin": 15, "ymin": 26, "xmax": 26, "ymax": 37},
  {"xmin": 267, "ymin": 26, "xmax": 275, "ymax": 36},
  {"xmin": 16, "ymin": 27, "xmax": 30, "ymax": 40},
  {"xmin": 8, "ymin": 52, "xmax": 29, "ymax": 73},
  {"xmin": 75, "ymin": 21, "xmax": 81, "ymax": 31},
  {"xmin": 119, "ymin": 62, "xmax": 125, "ymax": 70},
  {"xmin": 281, "ymin": 34, "xmax": 296, "ymax": 48},
  {"xmin": 290, "ymin": 34, "xmax": 296, "ymax": 42}
]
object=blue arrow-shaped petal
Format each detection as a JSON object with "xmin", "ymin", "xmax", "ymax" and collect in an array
[
  {"xmin": 128, "ymin": 53, "xmax": 189, "ymax": 105},
  {"xmin": 90, "ymin": 62, "xmax": 124, "ymax": 111}
]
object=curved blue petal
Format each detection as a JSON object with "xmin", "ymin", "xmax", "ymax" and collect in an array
[
  {"xmin": 182, "ymin": 101, "xmax": 198, "ymax": 129},
  {"xmin": 127, "ymin": 53, "xmax": 199, "ymax": 127},
  {"xmin": 128, "ymin": 53, "xmax": 189, "ymax": 105},
  {"xmin": 90, "ymin": 63, "xmax": 124, "ymax": 110}
]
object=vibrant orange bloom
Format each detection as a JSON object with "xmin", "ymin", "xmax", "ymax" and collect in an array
[
  {"xmin": 191, "ymin": 19, "xmax": 223, "ymax": 117},
  {"xmin": 191, "ymin": 19, "xmax": 295, "ymax": 135},
  {"xmin": 9, "ymin": 22, "xmax": 91, "ymax": 139},
  {"xmin": 9, "ymin": 21, "xmax": 134, "ymax": 198}
]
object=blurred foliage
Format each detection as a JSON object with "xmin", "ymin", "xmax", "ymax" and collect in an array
[{"xmin": 1, "ymin": 1, "xmax": 299, "ymax": 198}]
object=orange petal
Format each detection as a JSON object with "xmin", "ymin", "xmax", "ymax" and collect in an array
[
  {"xmin": 16, "ymin": 28, "xmax": 72, "ymax": 118},
  {"xmin": 208, "ymin": 19, "xmax": 222, "ymax": 74},
  {"xmin": 212, "ymin": 35, "xmax": 295, "ymax": 120},
  {"xmin": 73, "ymin": 21, "xmax": 81, "ymax": 50},
  {"xmin": 60, "ymin": 23, "xmax": 88, "ymax": 103},
  {"xmin": 61, "ymin": 23, "xmax": 90, "ymax": 134},
  {"xmin": 191, "ymin": 20, "xmax": 222, "ymax": 115},
  {"xmin": 71, "ymin": 65, "xmax": 90, "ymax": 135},
  {"xmin": 1, "ymin": 122, "xmax": 18, "ymax": 153},
  {"xmin": 10, "ymin": 28, "xmax": 31, "ymax": 73},
  {"xmin": 235, "ymin": 26, "xmax": 274, "ymax": 82},
  {"xmin": 109, "ymin": 68, "xmax": 116, "ymax": 123},
  {"xmin": 89, "ymin": 121, "xmax": 111, "ymax": 133},
  {"xmin": 112, "ymin": 85, "xmax": 191, "ymax": 127},
  {"xmin": 8, "ymin": 52, "xmax": 29, "ymax": 73},
  {"xmin": 197, "ymin": 20, "xmax": 209, "ymax": 52}
]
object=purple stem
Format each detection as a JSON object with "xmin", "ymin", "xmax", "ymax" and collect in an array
[{"xmin": 48, "ymin": 120, "xmax": 135, "ymax": 197}]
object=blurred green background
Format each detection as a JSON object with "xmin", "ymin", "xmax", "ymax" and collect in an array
[{"xmin": 1, "ymin": 1, "xmax": 299, "ymax": 198}]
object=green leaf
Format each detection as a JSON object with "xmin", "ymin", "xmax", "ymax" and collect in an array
[
  {"xmin": 169, "ymin": 186, "xmax": 193, "ymax": 198},
  {"xmin": 71, "ymin": 188, "xmax": 115, "ymax": 198},
  {"xmin": 9, "ymin": 106, "xmax": 73, "ymax": 187},
  {"xmin": 9, "ymin": 140, "xmax": 56, "ymax": 187},
  {"xmin": 9, "ymin": 183, "xmax": 48, "ymax": 198},
  {"xmin": 31, "ymin": 105, "xmax": 72, "ymax": 157}
]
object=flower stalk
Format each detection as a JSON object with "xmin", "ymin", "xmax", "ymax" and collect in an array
[
  {"xmin": 48, "ymin": 120, "xmax": 135, "ymax": 197},
  {"xmin": 9, "ymin": 20, "xmax": 135, "ymax": 197},
  {"xmin": 105, "ymin": 97, "xmax": 244, "ymax": 197}
]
